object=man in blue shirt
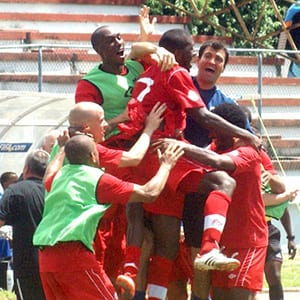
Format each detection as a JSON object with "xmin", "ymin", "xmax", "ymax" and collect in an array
[
  {"xmin": 185, "ymin": 40, "xmax": 253, "ymax": 148},
  {"xmin": 284, "ymin": 0, "xmax": 300, "ymax": 77}
]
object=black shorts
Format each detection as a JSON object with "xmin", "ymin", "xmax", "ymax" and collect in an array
[
  {"xmin": 182, "ymin": 193, "xmax": 206, "ymax": 248},
  {"xmin": 266, "ymin": 221, "xmax": 283, "ymax": 263}
]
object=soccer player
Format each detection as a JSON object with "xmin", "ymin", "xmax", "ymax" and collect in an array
[
  {"xmin": 115, "ymin": 29, "xmax": 260, "ymax": 300},
  {"xmin": 155, "ymin": 103, "xmax": 268, "ymax": 300},
  {"xmin": 33, "ymin": 134, "xmax": 183, "ymax": 300},
  {"xmin": 49, "ymin": 100, "xmax": 167, "ymax": 293}
]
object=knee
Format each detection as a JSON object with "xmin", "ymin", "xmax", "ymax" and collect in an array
[
  {"xmin": 156, "ymin": 238, "xmax": 179, "ymax": 260},
  {"xmin": 221, "ymin": 172, "xmax": 236, "ymax": 193},
  {"xmin": 210, "ymin": 171, "xmax": 236, "ymax": 195},
  {"xmin": 265, "ymin": 264, "xmax": 282, "ymax": 285}
]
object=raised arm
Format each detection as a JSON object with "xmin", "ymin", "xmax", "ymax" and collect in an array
[
  {"xmin": 43, "ymin": 130, "xmax": 69, "ymax": 187},
  {"xmin": 118, "ymin": 102, "xmax": 167, "ymax": 167},
  {"xmin": 152, "ymin": 138, "xmax": 236, "ymax": 171},
  {"xmin": 138, "ymin": 5, "xmax": 157, "ymax": 42},
  {"xmin": 187, "ymin": 106, "xmax": 261, "ymax": 150}
]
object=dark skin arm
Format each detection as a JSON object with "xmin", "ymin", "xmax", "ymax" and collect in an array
[
  {"xmin": 187, "ymin": 106, "xmax": 261, "ymax": 150},
  {"xmin": 280, "ymin": 208, "xmax": 297, "ymax": 259},
  {"xmin": 152, "ymin": 139, "xmax": 236, "ymax": 172}
]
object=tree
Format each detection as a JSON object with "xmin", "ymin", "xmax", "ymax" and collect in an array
[{"xmin": 146, "ymin": 0, "xmax": 291, "ymax": 49}]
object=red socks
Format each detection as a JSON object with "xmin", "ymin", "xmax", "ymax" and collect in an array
[
  {"xmin": 200, "ymin": 190, "xmax": 231, "ymax": 255},
  {"xmin": 123, "ymin": 245, "xmax": 141, "ymax": 279},
  {"xmin": 147, "ymin": 255, "xmax": 173, "ymax": 300}
]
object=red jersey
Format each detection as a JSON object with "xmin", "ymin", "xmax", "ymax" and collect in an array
[
  {"xmin": 260, "ymin": 148, "xmax": 277, "ymax": 175},
  {"xmin": 96, "ymin": 143, "xmax": 122, "ymax": 171},
  {"xmin": 209, "ymin": 144, "xmax": 267, "ymax": 248},
  {"xmin": 119, "ymin": 65, "xmax": 205, "ymax": 139}
]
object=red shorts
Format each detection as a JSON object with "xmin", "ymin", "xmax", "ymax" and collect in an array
[
  {"xmin": 138, "ymin": 151, "xmax": 206, "ymax": 218},
  {"xmin": 211, "ymin": 246, "xmax": 267, "ymax": 292},
  {"xmin": 143, "ymin": 187, "xmax": 185, "ymax": 218},
  {"xmin": 169, "ymin": 241, "xmax": 193, "ymax": 283},
  {"xmin": 39, "ymin": 242, "xmax": 115, "ymax": 300},
  {"xmin": 94, "ymin": 205, "xmax": 127, "ymax": 279}
]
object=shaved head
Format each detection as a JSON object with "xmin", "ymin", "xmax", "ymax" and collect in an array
[
  {"xmin": 69, "ymin": 102, "xmax": 104, "ymax": 127},
  {"xmin": 68, "ymin": 102, "xmax": 107, "ymax": 143},
  {"xmin": 65, "ymin": 135, "xmax": 98, "ymax": 166}
]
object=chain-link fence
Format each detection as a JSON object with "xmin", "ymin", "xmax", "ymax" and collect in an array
[
  {"xmin": 0, "ymin": 44, "xmax": 300, "ymax": 251},
  {"xmin": 1, "ymin": 44, "xmax": 300, "ymax": 174},
  {"xmin": 0, "ymin": 44, "xmax": 299, "ymax": 93}
]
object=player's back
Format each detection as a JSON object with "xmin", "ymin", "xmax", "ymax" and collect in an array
[{"xmin": 131, "ymin": 64, "xmax": 201, "ymax": 138}]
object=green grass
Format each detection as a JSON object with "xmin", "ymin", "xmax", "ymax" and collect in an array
[
  {"xmin": 264, "ymin": 252, "xmax": 300, "ymax": 288},
  {"xmin": 0, "ymin": 252, "xmax": 298, "ymax": 299}
]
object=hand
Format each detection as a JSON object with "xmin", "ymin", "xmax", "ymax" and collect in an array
[
  {"xmin": 139, "ymin": 5, "xmax": 157, "ymax": 41},
  {"xmin": 155, "ymin": 46, "xmax": 177, "ymax": 71},
  {"xmin": 286, "ymin": 189, "xmax": 299, "ymax": 202},
  {"xmin": 144, "ymin": 102, "xmax": 167, "ymax": 133},
  {"xmin": 57, "ymin": 130, "xmax": 70, "ymax": 147},
  {"xmin": 151, "ymin": 138, "xmax": 185, "ymax": 154},
  {"xmin": 251, "ymin": 134, "xmax": 263, "ymax": 151},
  {"xmin": 157, "ymin": 142, "xmax": 184, "ymax": 170},
  {"xmin": 288, "ymin": 239, "xmax": 297, "ymax": 259},
  {"xmin": 261, "ymin": 168, "xmax": 272, "ymax": 186},
  {"xmin": 242, "ymin": 133, "xmax": 262, "ymax": 152}
]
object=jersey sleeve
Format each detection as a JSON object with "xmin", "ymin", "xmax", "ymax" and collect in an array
[
  {"xmin": 226, "ymin": 146, "xmax": 260, "ymax": 176},
  {"xmin": 96, "ymin": 144, "xmax": 123, "ymax": 169},
  {"xmin": 168, "ymin": 69, "xmax": 205, "ymax": 110},
  {"xmin": 96, "ymin": 173, "xmax": 134, "ymax": 205},
  {"xmin": 75, "ymin": 79, "xmax": 103, "ymax": 105},
  {"xmin": 260, "ymin": 149, "xmax": 277, "ymax": 175},
  {"xmin": 44, "ymin": 173, "xmax": 56, "ymax": 192}
]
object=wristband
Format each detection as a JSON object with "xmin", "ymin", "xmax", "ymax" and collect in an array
[{"xmin": 287, "ymin": 235, "xmax": 295, "ymax": 241}]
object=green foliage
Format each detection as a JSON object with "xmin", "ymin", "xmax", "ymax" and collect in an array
[
  {"xmin": 0, "ymin": 290, "xmax": 16, "ymax": 300},
  {"xmin": 145, "ymin": 0, "xmax": 291, "ymax": 49}
]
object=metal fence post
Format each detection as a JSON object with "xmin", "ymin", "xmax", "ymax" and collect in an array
[
  {"xmin": 257, "ymin": 52, "xmax": 263, "ymax": 135},
  {"xmin": 38, "ymin": 46, "xmax": 43, "ymax": 92}
]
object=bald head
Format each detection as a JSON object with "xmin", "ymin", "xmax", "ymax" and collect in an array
[
  {"xmin": 41, "ymin": 130, "xmax": 59, "ymax": 154},
  {"xmin": 69, "ymin": 102, "xmax": 103, "ymax": 126},
  {"xmin": 65, "ymin": 135, "xmax": 98, "ymax": 166},
  {"xmin": 68, "ymin": 102, "xmax": 107, "ymax": 143}
]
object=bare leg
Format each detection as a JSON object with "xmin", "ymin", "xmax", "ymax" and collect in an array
[
  {"xmin": 264, "ymin": 259, "xmax": 283, "ymax": 300},
  {"xmin": 167, "ymin": 280, "xmax": 188, "ymax": 300},
  {"xmin": 147, "ymin": 214, "xmax": 181, "ymax": 300},
  {"xmin": 135, "ymin": 227, "xmax": 154, "ymax": 292}
]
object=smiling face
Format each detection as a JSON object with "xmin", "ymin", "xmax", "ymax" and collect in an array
[
  {"xmin": 69, "ymin": 102, "xmax": 108, "ymax": 144},
  {"xmin": 85, "ymin": 108, "xmax": 108, "ymax": 144},
  {"xmin": 196, "ymin": 46, "xmax": 227, "ymax": 89},
  {"xmin": 93, "ymin": 26, "xmax": 126, "ymax": 73}
]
